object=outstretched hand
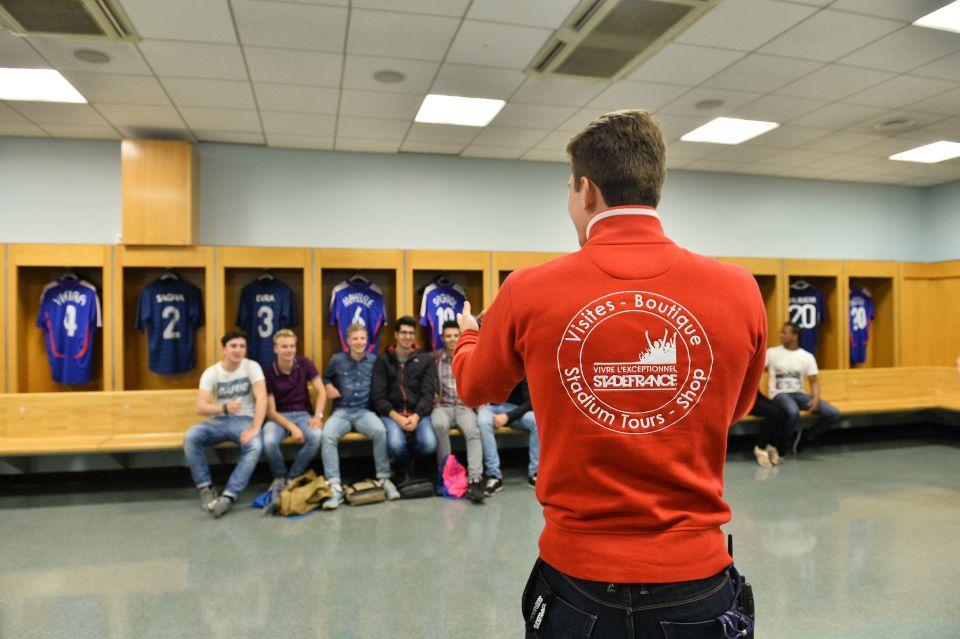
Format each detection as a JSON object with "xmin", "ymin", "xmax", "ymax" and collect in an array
[{"xmin": 457, "ymin": 301, "xmax": 480, "ymax": 333}]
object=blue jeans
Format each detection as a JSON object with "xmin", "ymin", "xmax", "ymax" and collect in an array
[
  {"xmin": 183, "ymin": 415, "xmax": 263, "ymax": 499},
  {"xmin": 321, "ymin": 408, "xmax": 391, "ymax": 484},
  {"xmin": 772, "ymin": 392, "xmax": 841, "ymax": 452},
  {"xmin": 478, "ymin": 403, "xmax": 539, "ymax": 478},
  {"xmin": 262, "ymin": 411, "xmax": 321, "ymax": 480},
  {"xmin": 383, "ymin": 415, "xmax": 437, "ymax": 465}
]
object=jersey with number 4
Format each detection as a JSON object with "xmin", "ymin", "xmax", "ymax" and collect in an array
[
  {"xmin": 136, "ymin": 279, "xmax": 204, "ymax": 375},
  {"xmin": 329, "ymin": 281, "xmax": 386, "ymax": 353},
  {"xmin": 788, "ymin": 281, "xmax": 826, "ymax": 354},
  {"xmin": 420, "ymin": 282, "xmax": 466, "ymax": 351},
  {"xmin": 849, "ymin": 286, "xmax": 875, "ymax": 365},
  {"xmin": 237, "ymin": 279, "xmax": 297, "ymax": 368},
  {"xmin": 37, "ymin": 279, "xmax": 102, "ymax": 384}
]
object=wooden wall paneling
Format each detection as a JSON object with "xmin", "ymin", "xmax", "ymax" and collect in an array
[
  {"xmin": 116, "ymin": 246, "xmax": 214, "ymax": 391},
  {"xmin": 492, "ymin": 251, "xmax": 566, "ymax": 295},
  {"xmin": 7, "ymin": 244, "xmax": 113, "ymax": 393},
  {"xmin": 900, "ymin": 261, "xmax": 960, "ymax": 367},
  {"xmin": 1, "ymin": 244, "xmax": 5, "ymax": 395},
  {"xmin": 121, "ymin": 140, "xmax": 198, "ymax": 246},
  {"xmin": 784, "ymin": 259, "xmax": 844, "ymax": 370},
  {"xmin": 718, "ymin": 257, "xmax": 784, "ymax": 344}
]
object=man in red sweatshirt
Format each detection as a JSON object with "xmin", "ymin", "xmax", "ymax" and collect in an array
[{"xmin": 454, "ymin": 110, "xmax": 765, "ymax": 638}]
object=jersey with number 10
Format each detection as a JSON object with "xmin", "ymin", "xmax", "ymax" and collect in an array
[
  {"xmin": 849, "ymin": 286, "xmax": 875, "ymax": 365},
  {"xmin": 37, "ymin": 279, "xmax": 102, "ymax": 384},
  {"xmin": 329, "ymin": 281, "xmax": 386, "ymax": 353},
  {"xmin": 420, "ymin": 282, "xmax": 466, "ymax": 351},
  {"xmin": 136, "ymin": 279, "xmax": 203, "ymax": 375},
  {"xmin": 788, "ymin": 281, "xmax": 826, "ymax": 355},
  {"xmin": 237, "ymin": 279, "xmax": 297, "ymax": 368}
]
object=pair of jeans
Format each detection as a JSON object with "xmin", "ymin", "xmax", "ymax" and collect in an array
[
  {"xmin": 183, "ymin": 415, "xmax": 263, "ymax": 499},
  {"xmin": 749, "ymin": 393, "xmax": 787, "ymax": 450},
  {"xmin": 431, "ymin": 405, "xmax": 482, "ymax": 481},
  {"xmin": 383, "ymin": 415, "xmax": 437, "ymax": 465},
  {"xmin": 522, "ymin": 559, "xmax": 741, "ymax": 638},
  {"xmin": 321, "ymin": 408, "xmax": 391, "ymax": 484},
  {"xmin": 261, "ymin": 411, "xmax": 321, "ymax": 480},
  {"xmin": 772, "ymin": 392, "xmax": 842, "ymax": 451},
  {"xmin": 478, "ymin": 403, "xmax": 539, "ymax": 478}
]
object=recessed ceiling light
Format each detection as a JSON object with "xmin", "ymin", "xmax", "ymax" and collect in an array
[
  {"xmin": 74, "ymin": 49, "xmax": 111, "ymax": 64},
  {"xmin": 0, "ymin": 68, "xmax": 86, "ymax": 103},
  {"xmin": 415, "ymin": 94, "xmax": 505, "ymax": 127},
  {"xmin": 694, "ymin": 99, "xmax": 724, "ymax": 110},
  {"xmin": 680, "ymin": 117, "xmax": 779, "ymax": 145},
  {"xmin": 914, "ymin": 1, "xmax": 960, "ymax": 34},
  {"xmin": 873, "ymin": 117, "xmax": 917, "ymax": 133},
  {"xmin": 889, "ymin": 141, "xmax": 960, "ymax": 163},
  {"xmin": 373, "ymin": 70, "xmax": 405, "ymax": 84}
]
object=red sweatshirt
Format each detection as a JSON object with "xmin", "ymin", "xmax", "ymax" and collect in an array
[{"xmin": 454, "ymin": 206, "xmax": 767, "ymax": 583}]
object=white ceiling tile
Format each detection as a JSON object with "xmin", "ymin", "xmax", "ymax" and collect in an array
[
  {"xmin": 843, "ymin": 75, "xmax": 957, "ymax": 110},
  {"xmin": 512, "ymin": 76, "xmax": 608, "ymax": 107},
  {"xmin": 659, "ymin": 87, "xmax": 763, "ymax": 117},
  {"xmin": 491, "ymin": 103, "xmax": 577, "ymax": 129},
  {"xmin": 777, "ymin": 65, "xmax": 896, "ymax": 101},
  {"xmin": 138, "ymin": 41, "xmax": 247, "ymax": 80},
  {"xmin": 0, "ymin": 121, "xmax": 48, "ymax": 136},
  {"xmin": 253, "ymin": 83, "xmax": 339, "ymax": 114},
  {"xmin": 335, "ymin": 137, "xmax": 402, "ymax": 153},
  {"xmin": 703, "ymin": 54, "xmax": 822, "ymax": 93},
  {"xmin": 261, "ymin": 111, "xmax": 335, "ymax": 136},
  {"xmin": 8, "ymin": 102, "xmax": 107, "ymax": 125},
  {"xmin": 406, "ymin": 122, "xmax": 478, "ymax": 144},
  {"xmin": 180, "ymin": 107, "xmax": 261, "ymax": 132},
  {"xmin": 348, "ymin": 10, "xmax": 459, "ymax": 61},
  {"xmin": 800, "ymin": 132, "xmax": 888, "ymax": 153},
  {"xmin": 471, "ymin": 126, "xmax": 549, "ymax": 147},
  {"xmin": 684, "ymin": 159, "xmax": 746, "ymax": 172},
  {"xmin": 665, "ymin": 140, "xmax": 721, "ymax": 162},
  {"xmin": 701, "ymin": 144, "xmax": 782, "ymax": 164},
  {"xmin": 466, "ymin": 0, "xmax": 580, "ymax": 29},
  {"xmin": 339, "ymin": 90, "xmax": 423, "ymax": 119},
  {"xmin": 61, "ymin": 73, "xmax": 170, "ymax": 105},
  {"xmin": 628, "ymin": 44, "xmax": 743, "ymax": 87},
  {"xmin": 400, "ymin": 141, "xmax": 466, "ymax": 154},
  {"xmin": 840, "ymin": 26, "xmax": 960, "ymax": 73},
  {"xmin": 729, "ymin": 95, "xmax": 829, "ymax": 122},
  {"xmin": 0, "ymin": 31, "xmax": 48, "ymax": 68},
  {"xmin": 808, "ymin": 153, "xmax": 876, "ymax": 171},
  {"xmin": 0, "ymin": 102, "xmax": 30, "ymax": 123},
  {"xmin": 761, "ymin": 148, "xmax": 832, "ymax": 166},
  {"xmin": 461, "ymin": 145, "xmax": 527, "ymax": 159},
  {"xmin": 193, "ymin": 130, "xmax": 265, "ymax": 144},
  {"xmin": 266, "ymin": 133, "xmax": 334, "ymax": 149},
  {"xmin": 118, "ymin": 0, "xmax": 237, "ymax": 43},
  {"xmin": 653, "ymin": 114, "xmax": 714, "ymax": 140},
  {"xmin": 336, "ymin": 116, "xmax": 410, "ymax": 140},
  {"xmin": 790, "ymin": 103, "xmax": 888, "ymax": 129},
  {"xmin": 675, "ymin": 0, "xmax": 818, "ymax": 51},
  {"xmin": 844, "ymin": 109, "xmax": 945, "ymax": 134},
  {"xmin": 758, "ymin": 10, "xmax": 901, "ymax": 62},
  {"xmin": 351, "ymin": 0, "xmax": 469, "ymax": 17},
  {"xmin": 162, "ymin": 78, "xmax": 256, "ymax": 109},
  {"xmin": 846, "ymin": 137, "xmax": 929, "ymax": 158},
  {"xmin": 29, "ymin": 37, "xmax": 151, "ymax": 75},
  {"xmin": 893, "ymin": 115, "xmax": 960, "ymax": 140},
  {"xmin": 246, "ymin": 47, "xmax": 343, "ymax": 87},
  {"xmin": 521, "ymin": 148, "xmax": 567, "ymax": 163},
  {"xmin": 913, "ymin": 51, "xmax": 960, "ymax": 82},
  {"xmin": 535, "ymin": 130, "xmax": 573, "ymax": 150},
  {"xmin": 232, "ymin": 1, "xmax": 347, "ymax": 52},
  {"xmin": 588, "ymin": 81, "xmax": 689, "ymax": 111},
  {"xmin": 829, "ymin": 0, "xmax": 948, "ymax": 21},
  {"xmin": 343, "ymin": 56, "xmax": 438, "ymax": 94},
  {"xmin": 430, "ymin": 64, "xmax": 525, "ymax": 100},
  {"xmin": 40, "ymin": 123, "xmax": 121, "ymax": 139},
  {"xmin": 906, "ymin": 88, "xmax": 960, "ymax": 117},
  {"xmin": 445, "ymin": 20, "xmax": 552, "ymax": 69},
  {"xmin": 96, "ymin": 104, "xmax": 186, "ymax": 129},
  {"xmin": 556, "ymin": 107, "xmax": 611, "ymax": 132},
  {"xmin": 742, "ymin": 124, "xmax": 830, "ymax": 148}
]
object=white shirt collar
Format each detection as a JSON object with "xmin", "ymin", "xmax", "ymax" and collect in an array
[{"xmin": 586, "ymin": 207, "xmax": 660, "ymax": 240}]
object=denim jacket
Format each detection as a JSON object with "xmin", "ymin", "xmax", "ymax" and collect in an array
[{"xmin": 322, "ymin": 352, "xmax": 377, "ymax": 410}]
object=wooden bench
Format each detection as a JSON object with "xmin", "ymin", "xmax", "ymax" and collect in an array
[{"xmin": 1, "ymin": 367, "xmax": 957, "ymax": 457}]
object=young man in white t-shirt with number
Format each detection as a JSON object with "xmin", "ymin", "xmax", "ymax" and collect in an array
[
  {"xmin": 183, "ymin": 331, "xmax": 267, "ymax": 518},
  {"xmin": 766, "ymin": 322, "xmax": 841, "ymax": 455}
]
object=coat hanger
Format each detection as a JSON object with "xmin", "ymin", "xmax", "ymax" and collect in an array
[
  {"xmin": 59, "ymin": 268, "xmax": 79, "ymax": 281},
  {"xmin": 257, "ymin": 268, "xmax": 275, "ymax": 283},
  {"xmin": 433, "ymin": 270, "xmax": 453, "ymax": 286},
  {"xmin": 348, "ymin": 271, "xmax": 370, "ymax": 285},
  {"xmin": 159, "ymin": 267, "xmax": 180, "ymax": 281}
]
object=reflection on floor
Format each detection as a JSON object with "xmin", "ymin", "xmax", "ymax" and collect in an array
[{"xmin": 1, "ymin": 437, "xmax": 958, "ymax": 638}]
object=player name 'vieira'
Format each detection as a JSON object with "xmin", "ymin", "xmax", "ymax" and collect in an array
[{"xmin": 563, "ymin": 293, "xmax": 704, "ymax": 346}]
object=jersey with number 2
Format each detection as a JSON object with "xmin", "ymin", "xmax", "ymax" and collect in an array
[
  {"xmin": 37, "ymin": 279, "xmax": 102, "ymax": 384},
  {"xmin": 420, "ymin": 282, "xmax": 466, "ymax": 351},
  {"xmin": 237, "ymin": 279, "xmax": 296, "ymax": 368},
  {"xmin": 136, "ymin": 278, "xmax": 203, "ymax": 375}
]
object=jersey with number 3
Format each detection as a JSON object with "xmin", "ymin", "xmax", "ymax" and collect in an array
[
  {"xmin": 136, "ymin": 279, "xmax": 204, "ymax": 375},
  {"xmin": 788, "ymin": 281, "xmax": 826, "ymax": 354},
  {"xmin": 420, "ymin": 282, "xmax": 466, "ymax": 351},
  {"xmin": 329, "ymin": 281, "xmax": 386, "ymax": 353},
  {"xmin": 37, "ymin": 279, "xmax": 102, "ymax": 384},
  {"xmin": 237, "ymin": 279, "xmax": 296, "ymax": 368},
  {"xmin": 849, "ymin": 286, "xmax": 875, "ymax": 365}
]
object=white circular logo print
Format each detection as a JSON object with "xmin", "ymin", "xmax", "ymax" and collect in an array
[{"xmin": 556, "ymin": 291, "xmax": 713, "ymax": 435}]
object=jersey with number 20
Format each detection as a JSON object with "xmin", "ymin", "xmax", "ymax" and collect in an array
[
  {"xmin": 136, "ymin": 278, "xmax": 203, "ymax": 375},
  {"xmin": 237, "ymin": 279, "xmax": 297, "ymax": 368},
  {"xmin": 37, "ymin": 279, "xmax": 102, "ymax": 384},
  {"xmin": 420, "ymin": 282, "xmax": 466, "ymax": 351},
  {"xmin": 788, "ymin": 281, "xmax": 826, "ymax": 354},
  {"xmin": 329, "ymin": 281, "xmax": 386, "ymax": 353}
]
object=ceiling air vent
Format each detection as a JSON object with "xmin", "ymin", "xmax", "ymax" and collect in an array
[
  {"xmin": 529, "ymin": 0, "xmax": 719, "ymax": 81},
  {"xmin": 0, "ymin": 0, "xmax": 136, "ymax": 40}
]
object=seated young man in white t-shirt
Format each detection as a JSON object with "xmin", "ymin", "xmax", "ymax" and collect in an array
[
  {"xmin": 183, "ymin": 331, "xmax": 267, "ymax": 518},
  {"xmin": 766, "ymin": 322, "xmax": 841, "ymax": 455}
]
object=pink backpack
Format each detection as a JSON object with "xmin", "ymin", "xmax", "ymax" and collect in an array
[{"xmin": 440, "ymin": 454, "xmax": 468, "ymax": 499}]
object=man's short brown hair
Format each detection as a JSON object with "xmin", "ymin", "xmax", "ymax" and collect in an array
[{"xmin": 565, "ymin": 109, "xmax": 666, "ymax": 208}]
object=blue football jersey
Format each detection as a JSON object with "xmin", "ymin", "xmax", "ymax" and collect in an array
[
  {"xmin": 788, "ymin": 281, "xmax": 826, "ymax": 354},
  {"xmin": 420, "ymin": 281, "xmax": 466, "ymax": 351},
  {"xmin": 849, "ymin": 286, "xmax": 875, "ymax": 365},
  {"xmin": 135, "ymin": 278, "xmax": 204, "ymax": 375},
  {"xmin": 236, "ymin": 279, "xmax": 297, "ymax": 368},
  {"xmin": 329, "ymin": 281, "xmax": 386, "ymax": 353},
  {"xmin": 37, "ymin": 279, "xmax": 102, "ymax": 384}
]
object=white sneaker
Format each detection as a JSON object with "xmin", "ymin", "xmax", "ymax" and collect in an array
[
  {"xmin": 765, "ymin": 445, "xmax": 781, "ymax": 466},
  {"xmin": 382, "ymin": 479, "xmax": 400, "ymax": 501},
  {"xmin": 322, "ymin": 486, "xmax": 344, "ymax": 510},
  {"xmin": 753, "ymin": 446, "xmax": 773, "ymax": 469}
]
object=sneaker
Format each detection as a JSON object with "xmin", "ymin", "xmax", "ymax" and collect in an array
[
  {"xmin": 466, "ymin": 479, "xmax": 486, "ymax": 504},
  {"xmin": 765, "ymin": 445, "xmax": 781, "ymax": 466},
  {"xmin": 527, "ymin": 474, "xmax": 537, "ymax": 489},
  {"xmin": 790, "ymin": 429, "xmax": 804, "ymax": 457},
  {"xmin": 753, "ymin": 446, "xmax": 773, "ymax": 469},
  {"xmin": 382, "ymin": 479, "xmax": 400, "ymax": 501},
  {"xmin": 208, "ymin": 496, "xmax": 233, "ymax": 518},
  {"xmin": 322, "ymin": 486, "xmax": 344, "ymax": 510},
  {"xmin": 483, "ymin": 477, "xmax": 504, "ymax": 497},
  {"xmin": 198, "ymin": 486, "xmax": 218, "ymax": 511}
]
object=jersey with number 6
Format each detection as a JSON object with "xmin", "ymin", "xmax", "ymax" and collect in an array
[
  {"xmin": 237, "ymin": 279, "xmax": 297, "ymax": 368},
  {"xmin": 37, "ymin": 279, "xmax": 102, "ymax": 384},
  {"xmin": 420, "ymin": 282, "xmax": 466, "ymax": 351},
  {"xmin": 788, "ymin": 281, "xmax": 826, "ymax": 355},
  {"xmin": 136, "ymin": 279, "xmax": 203, "ymax": 375},
  {"xmin": 329, "ymin": 281, "xmax": 386, "ymax": 353}
]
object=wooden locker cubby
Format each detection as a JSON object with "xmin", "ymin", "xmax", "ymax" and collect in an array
[
  {"xmin": 717, "ymin": 257, "xmax": 783, "ymax": 342},
  {"xmin": 407, "ymin": 250, "xmax": 491, "ymax": 352},
  {"xmin": 6, "ymin": 244, "xmax": 112, "ymax": 393},
  {"xmin": 784, "ymin": 260, "xmax": 843, "ymax": 370},
  {"xmin": 0, "ymin": 245, "xmax": 5, "ymax": 393},
  {"xmin": 492, "ymin": 251, "xmax": 566, "ymax": 297},
  {"xmin": 845, "ymin": 261, "xmax": 900, "ymax": 369},
  {"xmin": 217, "ymin": 248, "xmax": 311, "ymax": 368},
  {"xmin": 116, "ymin": 246, "xmax": 214, "ymax": 391}
]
